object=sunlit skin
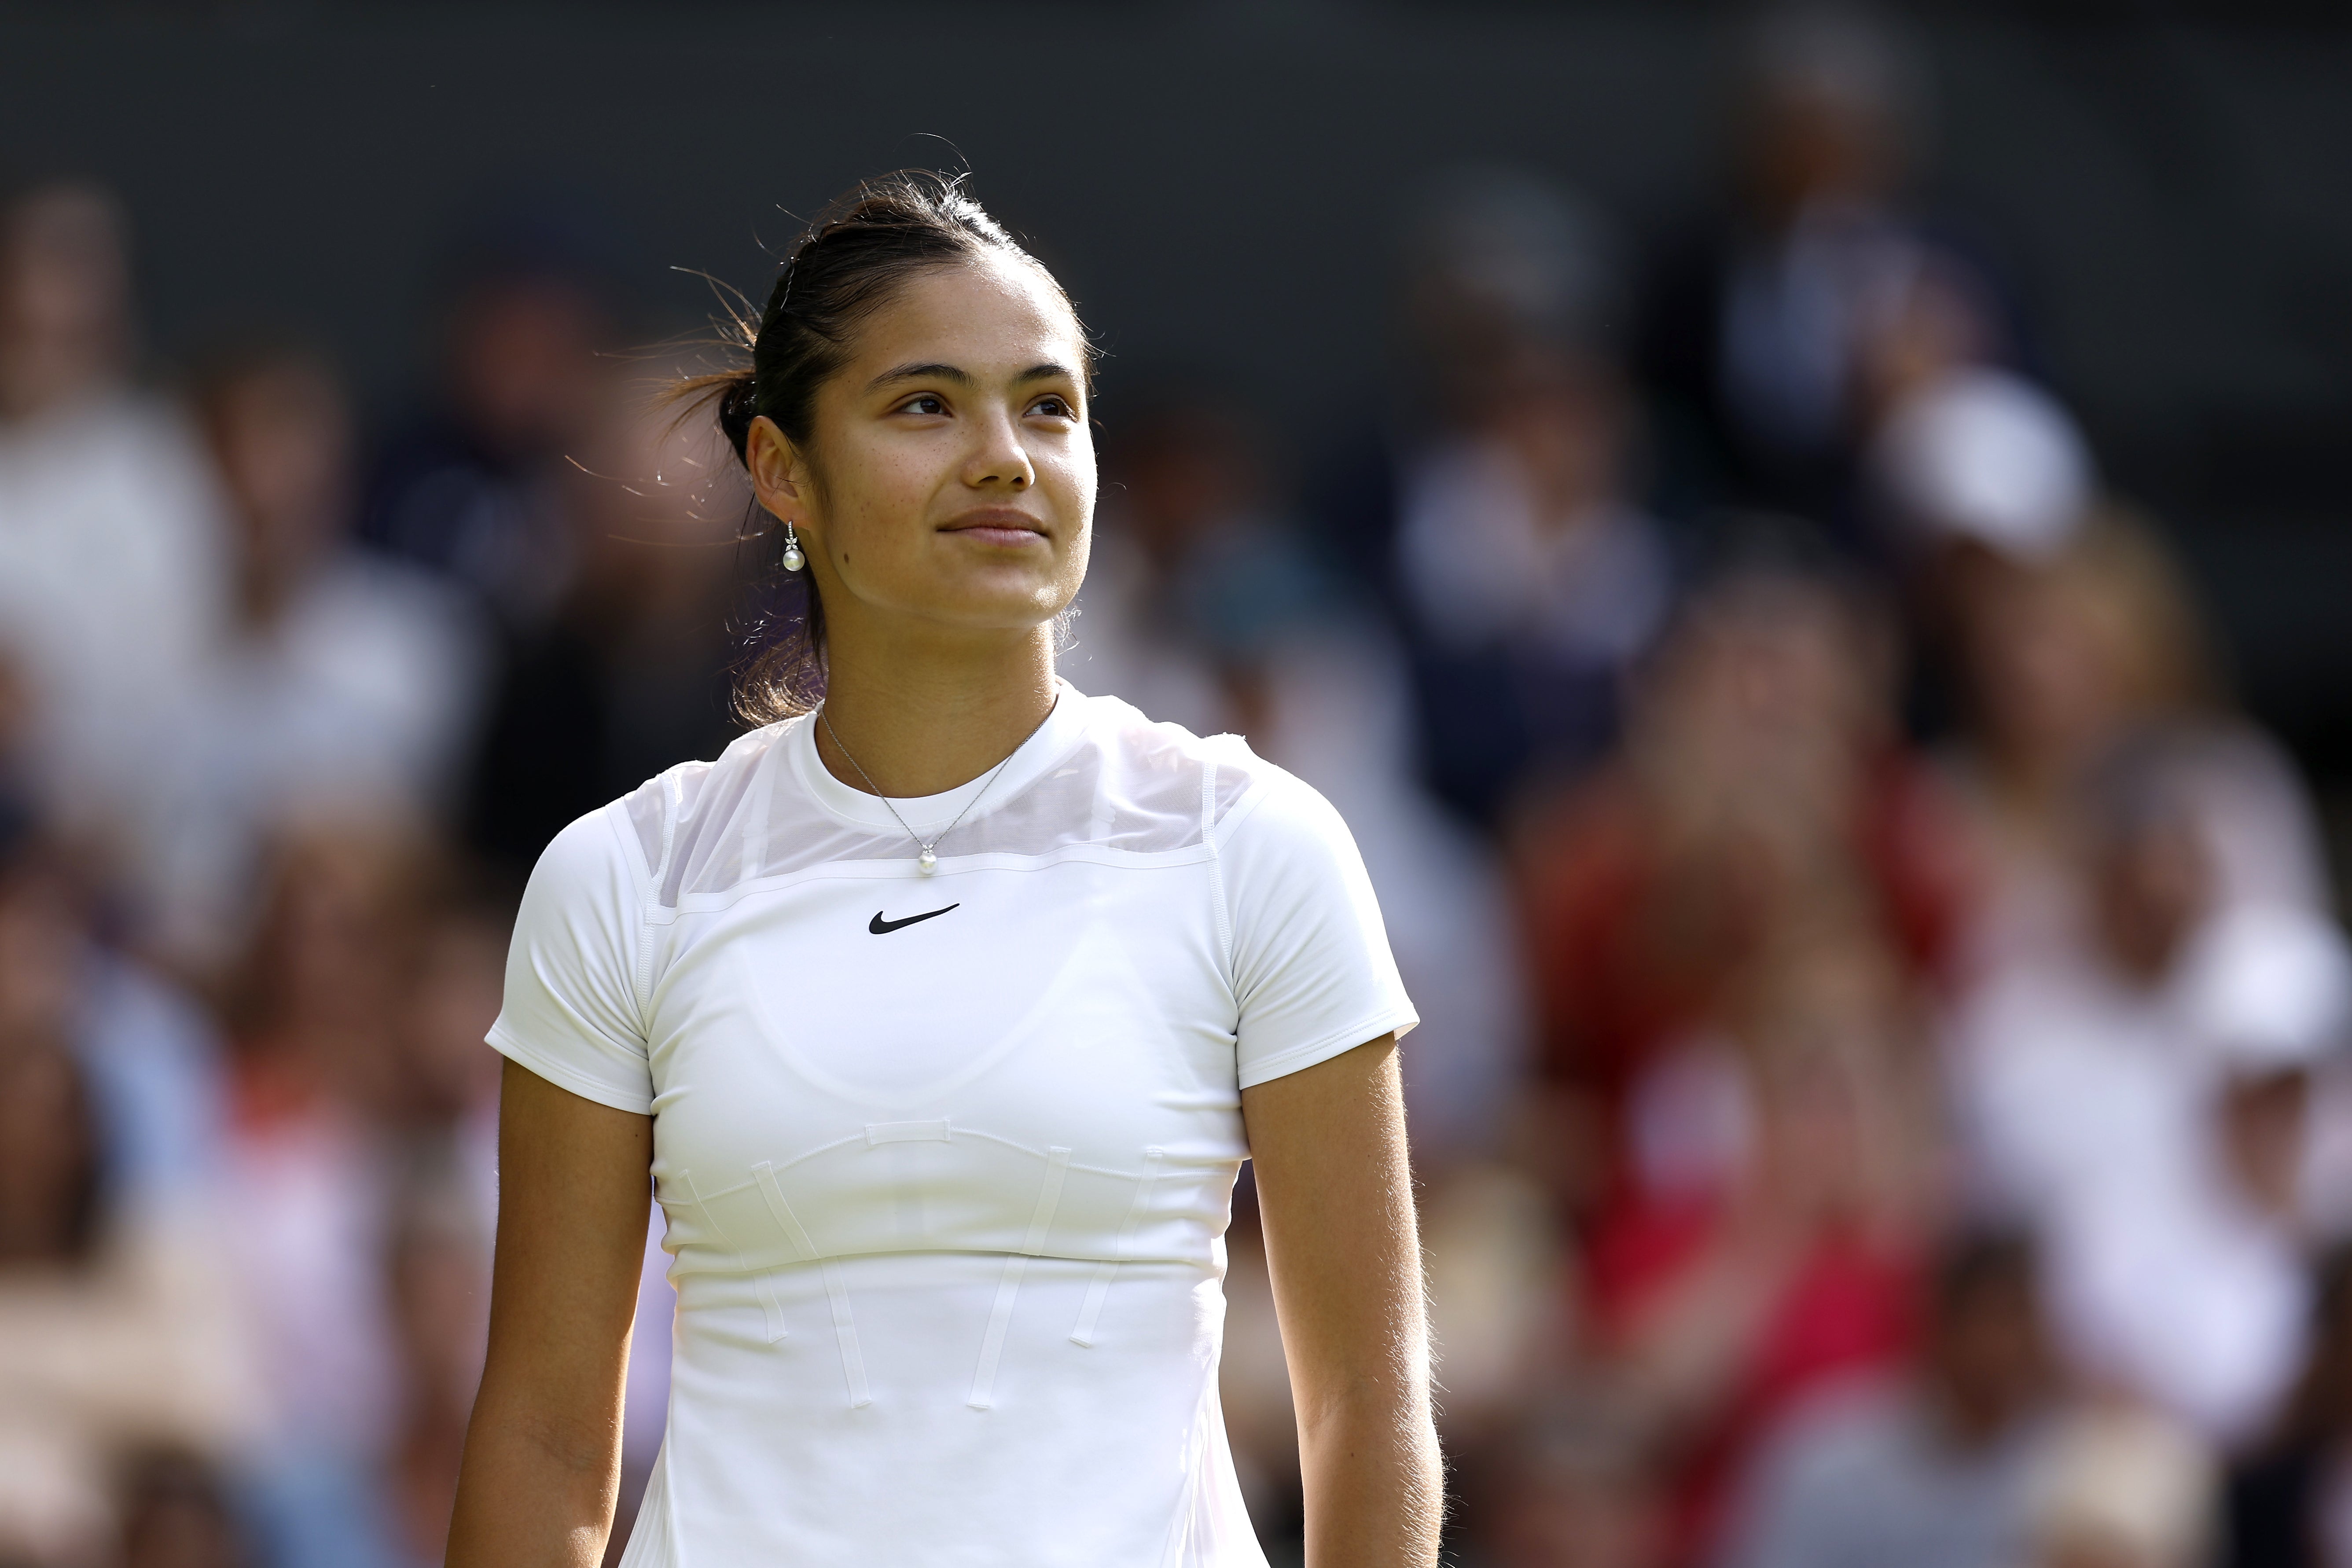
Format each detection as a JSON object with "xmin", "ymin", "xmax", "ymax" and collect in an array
[
  {"xmin": 445, "ymin": 242, "xmax": 1440, "ymax": 1568},
  {"xmin": 744, "ymin": 250, "xmax": 1094, "ymax": 798}
]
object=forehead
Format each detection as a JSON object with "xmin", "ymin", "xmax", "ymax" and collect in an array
[{"xmin": 850, "ymin": 252, "xmax": 1085, "ymax": 375}]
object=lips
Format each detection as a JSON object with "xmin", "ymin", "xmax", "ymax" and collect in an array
[{"xmin": 940, "ymin": 509, "xmax": 1049, "ymax": 547}]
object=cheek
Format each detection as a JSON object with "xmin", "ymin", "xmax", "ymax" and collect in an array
[
  {"xmin": 1047, "ymin": 441, "xmax": 1098, "ymax": 518},
  {"xmin": 824, "ymin": 444, "xmax": 933, "ymax": 554}
]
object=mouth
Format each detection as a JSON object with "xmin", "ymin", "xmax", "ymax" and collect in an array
[{"xmin": 939, "ymin": 508, "xmax": 1050, "ymax": 548}]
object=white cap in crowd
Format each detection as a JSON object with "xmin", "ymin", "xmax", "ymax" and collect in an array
[
  {"xmin": 2178, "ymin": 901, "xmax": 2352, "ymax": 1079},
  {"xmin": 1872, "ymin": 366, "xmax": 2095, "ymax": 561}
]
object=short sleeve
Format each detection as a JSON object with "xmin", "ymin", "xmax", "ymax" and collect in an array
[
  {"xmin": 486, "ymin": 806, "xmax": 655, "ymax": 1115},
  {"xmin": 1217, "ymin": 763, "xmax": 1419, "ymax": 1090}
]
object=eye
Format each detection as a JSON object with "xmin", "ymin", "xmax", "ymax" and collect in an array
[
  {"xmin": 1027, "ymin": 395, "xmax": 1076, "ymax": 421},
  {"xmin": 898, "ymin": 393, "xmax": 947, "ymax": 417}
]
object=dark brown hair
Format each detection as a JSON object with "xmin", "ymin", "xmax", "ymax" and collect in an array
[{"xmin": 675, "ymin": 170, "xmax": 1082, "ymax": 722}]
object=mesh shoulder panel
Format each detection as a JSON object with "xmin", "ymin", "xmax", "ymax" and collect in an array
[{"xmin": 621, "ymin": 698, "xmax": 1265, "ymax": 911}]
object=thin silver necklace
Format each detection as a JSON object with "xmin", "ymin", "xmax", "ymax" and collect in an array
[{"xmin": 817, "ymin": 695, "xmax": 1060, "ymax": 876}]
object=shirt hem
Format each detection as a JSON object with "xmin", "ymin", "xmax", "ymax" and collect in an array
[
  {"xmin": 1235, "ymin": 1005, "xmax": 1420, "ymax": 1091},
  {"xmin": 487, "ymin": 1025, "xmax": 656, "ymax": 1116}
]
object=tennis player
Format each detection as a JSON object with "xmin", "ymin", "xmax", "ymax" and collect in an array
[{"xmin": 445, "ymin": 172, "xmax": 1441, "ymax": 1568}]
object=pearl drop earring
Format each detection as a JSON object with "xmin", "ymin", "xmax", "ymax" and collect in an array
[{"xmin": 781, "ymin": 521, "xmax": 805, "ymax": 573}]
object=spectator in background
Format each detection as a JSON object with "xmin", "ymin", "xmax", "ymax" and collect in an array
[
  {"xmin": 464, "ymin": 377, "xmax": 745, "ymax": 877},
  {"xmin": 1949, "ymin": 732, "xmax": 2350, "ymax": 1444},
  {"xmin": 1719, "ymin": 1230, "xmax": 2061, "ymax": 1568},
  {"xmin": 0, "ymin": 831, "xmax": 257, "ymax": 1567},
  {"xmin": 212, "ymin": 827, "xmax": 425, "ymax": 1568},
  {"xmin": 384, "ymin": 1162, "xmax": 488, "ymax": 1567},
  {"xmin": 141, "ymin": 339, "xmax": 483, "ymax": 975},
  {"xmin": 1581, "ymin": 930, "xmax": 1937, "ymax": 1568},
  {"xmin": 1638, "ymin": 6, "xmax": 2016, "ymax": 546},
  {"xmin": 0, "ymin": 180, "xmax": 231, "ymax": 869},
  {"xmin": 1353, "ymin": 170, "xmax": 1676, "ymax": 832},
  {"xmin": 0, "ymin": 645, "xmax": 233, "ymax": 1242},
  {"xmin": 361, "ymin": 194, "xmax": 622, "ymax": 631},
  {"xmin": 1515, "ymin": 531, "xmax": 1971, "ymax": 1225},
  {"xmin": 1932, "ymin": 508, "xmax": 2330, "ymax": 981}
]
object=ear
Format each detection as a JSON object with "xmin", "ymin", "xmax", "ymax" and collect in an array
[{"xmin": 744, "ymin": 415, "xmax": 805, "ymax": 521}]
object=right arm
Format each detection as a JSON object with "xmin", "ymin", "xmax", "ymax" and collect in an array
[{"xmin": 445, "ymin": 1059, "xmax": 653, "ymax": 1567}]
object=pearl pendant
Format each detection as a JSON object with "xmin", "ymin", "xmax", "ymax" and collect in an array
[
  {"xmin": 781, "ymin": 542, "xmax": 805, "ymax": 572},
  {"xmin": 918, "ymin": 848, "xmax": 938, "ymax": 875}
]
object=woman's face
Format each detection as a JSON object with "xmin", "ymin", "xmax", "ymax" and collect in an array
[{"xmin": 748, "ymin": 253, "xmax": 1094, "ymax": 644}]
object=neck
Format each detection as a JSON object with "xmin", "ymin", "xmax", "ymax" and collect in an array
[{"xmin": 813, "ymin": 620, "xmax": 1059, "ymax": 799}]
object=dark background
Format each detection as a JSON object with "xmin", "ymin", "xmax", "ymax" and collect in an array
[{"xmin": 5, "ymin": 0, "xmax": 2349, "ymax": 809}]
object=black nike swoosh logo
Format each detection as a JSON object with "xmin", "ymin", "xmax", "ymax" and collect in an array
[{"xmin": 869, "ymin": 903, "xmax": 960, "ymax": 934}]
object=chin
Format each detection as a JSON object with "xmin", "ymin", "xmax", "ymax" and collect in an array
[{"xmin": 911, "ymin": 593, "xmax": 1069, "ymax": 637}]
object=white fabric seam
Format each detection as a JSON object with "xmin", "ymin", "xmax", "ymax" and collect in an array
[
  {"xmin": 682, "ymin": 1168, "xmax": 786, "ymax": 1344},
  {"xmin": 967, "ymin": 1146, "xmax": 1073, "ymax": 1409},
  {"xmin": 1070, "ymin": 1147, "xmax": 1165, "ymax": 1348}
]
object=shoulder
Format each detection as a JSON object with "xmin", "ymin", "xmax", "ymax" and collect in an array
[
  {"xmin": 1064, "ymin": 689, "xmax": 1339, "ymax": 852},
  {"xmin": 600, "ymin": 720, "xmax": 805, "ymax": 903},
  {"xmin": 527, "ymin": 799, "xmax": 647, "ymax": 906},
  {"xmin": 530, "ymin": 717, "xmax": 790, "ymax": 904}
]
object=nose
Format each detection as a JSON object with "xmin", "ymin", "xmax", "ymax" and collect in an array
[{"xmin": 965, "ymin": 408, "xmax": 1034, "ymax": 491}]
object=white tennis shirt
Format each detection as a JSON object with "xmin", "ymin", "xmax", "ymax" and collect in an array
[{"xmin": 488, "ymin": 683, "xmax": 1418, "ymax": 1566}]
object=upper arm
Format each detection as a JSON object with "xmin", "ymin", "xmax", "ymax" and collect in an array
[
  {"xmin": 480, "ymin": 1059, "xmax": 654, "ymax": 1466},
  {"xmin": 1241, "ymin": 1036, "xmax": 1425, "ymax": 1415}
]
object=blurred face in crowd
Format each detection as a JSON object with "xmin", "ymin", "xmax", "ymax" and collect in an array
[
  {"xmin": 201, "ymin": 354, "xmax": 352, "ymax": 618},
  {"xmin": 446, "ymin": 275, "xmax": 610, "ymax": 459},
  {"xmin": 2217, "ymin": 1069, "xmax": 2310, "ymax": 1220},
  {"xmin": 117, "ymin": 1451, "xmax": 247, "ymax": 1568},
  {"xmin": 0, "ymin": 854, "xmax": 81, "ymax": 1049},
  {"xmin": 1962, "ymin": 562, "xmax": 2132, "ymax": 777},
  {"xmin": 0, "ymin": 1040, "xmax": 98, "ymax": 1266},
  {"xmin": 1855, "ymin": 262, "xmax": 2002, "ymax": 421},
  {"xmin": 745, "ymin": 253, "xmax": 1095, "ymax": 649},
  {"xmin": 237, "ymin": 828, "xmax": 427, "ymax": 1111},
  {"xmin": 398, "ymin": 910, "xmax": 507, "ymax": 1125},
  {"xmin": 1957, "ymin": 528, "xmax": 2205, "ymax": 793},
  {"xmin": 1473, "ymin": 341, "xmax": 1628, "ymax": 526},
  {"xmin": 1636, "ymin": 573, "xmax": 1886, "ymax": 828},
  {"xmin": 1738, "ymin": 940, "xmax": 1921, "ymax": 1229},
  {"xmin": 1744, "ymin": 81, "xmax": 1900, "ymax": 228},
  {"xmin": 1928, "ymin": 1251, "xmax": 2054, "ymax": 1448},
  {"xmin": 0, "ymin": 183, "xmax": 131, "ymax": 417},
  {"xmin": 2086, "ymin": 800, "xmax": 2210, "ymax": 984}
]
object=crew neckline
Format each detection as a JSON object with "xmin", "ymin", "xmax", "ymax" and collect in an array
[{"xmin": 789, "ymin": 679, "xmax": 1091, "ymax": 836}]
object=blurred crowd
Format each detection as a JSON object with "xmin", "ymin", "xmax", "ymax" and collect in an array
[{"xmin": 4, "ymin": 11, "xmax": 2351, "ymax": 1568}]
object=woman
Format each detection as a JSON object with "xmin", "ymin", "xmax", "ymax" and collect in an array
[{"xmin": 445, "ymin": 173, "xmax": 1441, "ymax": 1567}]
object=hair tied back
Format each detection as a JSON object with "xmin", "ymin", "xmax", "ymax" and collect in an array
[{"xmin": 716, "ymin": 373, "xmax": 760, "ymax": 461}]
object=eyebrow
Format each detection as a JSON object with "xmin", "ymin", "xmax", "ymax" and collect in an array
[
  {"xmin": 867, "ymin": 361, "xmax": 974, "ymax": 393},
  {"xmin": 865, "ymin": 360, "xmax": 1080, "ymax": 393}
]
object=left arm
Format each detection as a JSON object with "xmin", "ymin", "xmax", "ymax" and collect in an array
[{"xmin": 1243, "ymin": 1033, "xmax": 1443, "ymax": 1568}]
